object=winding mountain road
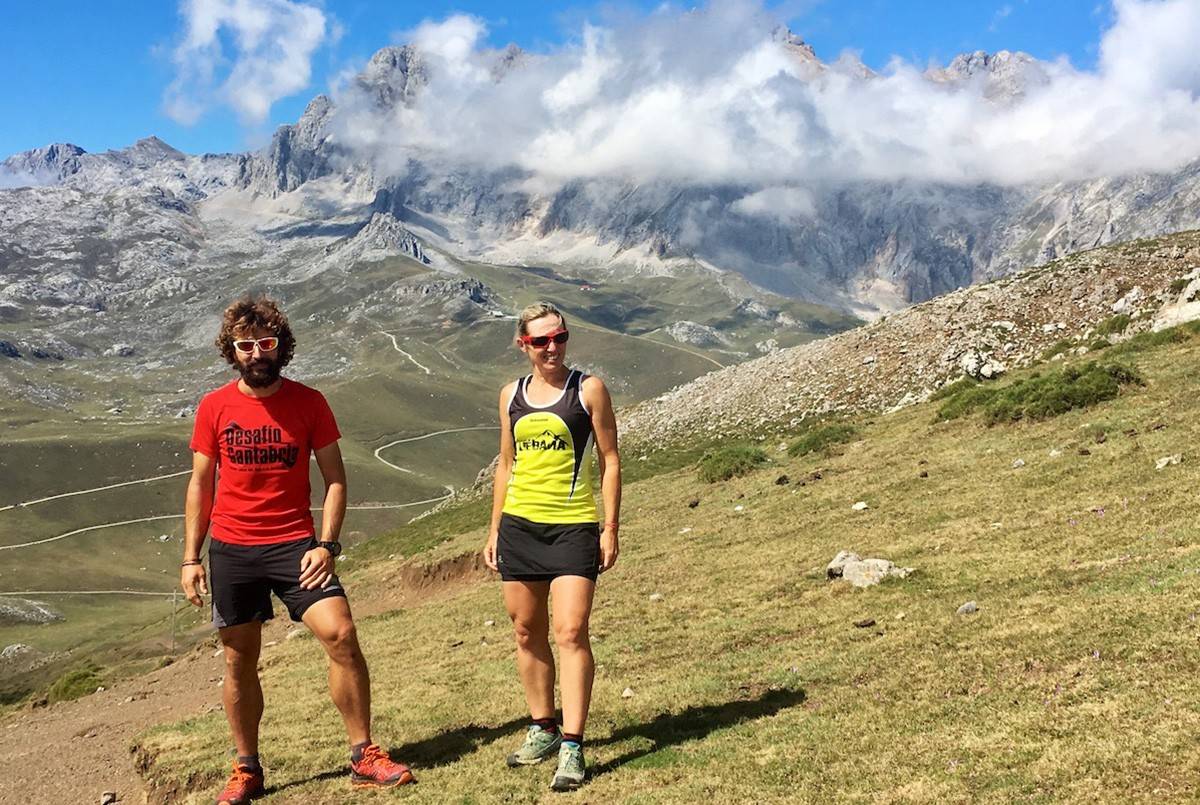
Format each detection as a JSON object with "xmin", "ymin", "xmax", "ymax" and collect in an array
[
  {"xmin": 0, "ymin": 426, "xmax": 497, "ymax": 553},
  {"xmin": 378, "ymin": 331, "xmax": 432, "ymax": 374}
]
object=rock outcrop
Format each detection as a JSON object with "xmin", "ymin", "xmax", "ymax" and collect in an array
[{"xmin": 621, "ymin": 232, "xmax": 1200, "ymax": 448}]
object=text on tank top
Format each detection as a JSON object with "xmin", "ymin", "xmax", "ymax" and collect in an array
[{"xmin": 502, "ymin": 368, "xmax": 598, "ymax": 524}]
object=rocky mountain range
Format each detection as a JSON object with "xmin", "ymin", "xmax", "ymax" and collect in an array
[
  {"xmin": 3, "ymin": 35, "xmax": 1200, "ymax": 414},
  {"xmin": 621, "ymin": 230, "xmax": 1200, "ymax": 448}
]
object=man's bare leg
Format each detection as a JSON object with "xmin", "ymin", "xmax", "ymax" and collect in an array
[
  {"xmin": 302, "ymin": 596, "xmax": 371, "ymax": 745},
  {"xmin": 218, "ymin": 621, "xmax": 265, "ymax": 757}
]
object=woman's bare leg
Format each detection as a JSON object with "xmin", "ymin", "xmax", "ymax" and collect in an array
[
  {"xmin": 503, "ymin": 580, "xmax": 555, "ymax": 719},
  {"xmin": 549, "ymin": 576, "xmax": 596, "ymax": 735}
]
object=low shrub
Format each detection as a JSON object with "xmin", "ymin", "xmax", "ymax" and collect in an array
[
  {"xmin": 1095, "ymin": 314, "xmax": 1132, "ymax": 337},
  {"xmin": 697, "ymin": 445, "xmax": 768, "ymax": 483},
  {"xmin": 1041, "ymin": 339, "xmax": 1074, "ymax": 360},
  {"xmin": 935, "ymin": 383, "xmax": 998, "ymax": 422},
  {"xmin": 1170, "ymin": 278, "xmax": 1189, "ymax": 294},
  {"xmin": 931, "ymin": 377, "xmax": 979, "ymax": 401},
  {"xmin": 1110, "ymin": 321, "xmax": 1200, "ymax": 356},
  {"xmin": 787, "ymin": 424, "xmax": 858, "ymax": 457},
  {"xmin": 48, "ymin": 664, "xmax": 103, "ymax": 703},
  {"xmin": 937, "ymin": 362, "xmax": 1144, "ymax": 425}
]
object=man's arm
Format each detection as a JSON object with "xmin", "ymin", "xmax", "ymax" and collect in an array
[
  {"xmin": 314, "ymin": 440, "xmax": 347, "ymax": 543},
  {"xmin": 299, "ymin": 440, "xmax": 346, "ymax": 589},
  {"xmin": 181, "ymin": 451, "xmax": 216, "ymax": 606}
]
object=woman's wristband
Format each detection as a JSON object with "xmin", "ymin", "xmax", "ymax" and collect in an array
[
  {"xmin": 181, "ymin": 559, "xmax": 203, "ymax": 567},
  {"xmin": 603, "ymin": 522, "xmax": 619, "ymax": 530}
]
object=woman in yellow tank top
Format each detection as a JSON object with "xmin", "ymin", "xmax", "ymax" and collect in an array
[{"xmin": 483, "ymin": 301, "xmax": 621, "ymax": 791}]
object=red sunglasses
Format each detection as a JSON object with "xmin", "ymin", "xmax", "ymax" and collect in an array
[
  {"xmin": 519, "ymin": 329, "xmax": 569, "ymax": 348},
  {"xmin": 232, "ymin": 336, "xmax": 280, "ymax": 354}
]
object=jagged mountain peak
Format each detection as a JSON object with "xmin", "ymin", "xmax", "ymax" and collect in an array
[
  {"xmin": 491, "ymin": 42, "xmax": 527, "ymax": 80},
  {"xmin": 771, "ymin": 26, "xmax": 819, "ymax": 61},
  {"xmin": 25, "ymin": 142, "xmax": 86, "ymax": 161},
  {"xmin": 363, "ymin": 43, "xmax": 422, "ymax": 74},
  {"xmin": 1, "ymin": 142, "xmax": 86, "ymax": 185},
  {"xmin": 928, "ymin": 49, "xmax": 1048, "ymax": 102},
  {"xmin": 301, "ymin": 93, "xmax": 333, "ymax": 120},
  {"xmin": 943, "ymin": 49, "xmax": 1037, "ymax": 77},
  {"xmin": 357, "ymin": 44, "xmax": 427, "ymax": 108},
  {"xmin": 123, "ymin": 136, "xmax": 185, "ymax": 161}
]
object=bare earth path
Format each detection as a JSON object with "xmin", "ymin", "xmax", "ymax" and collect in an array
[
  {"xmin": 0, "ymin": 425, "xmax": 491, "ymax": 803},
  {"xmin": 0, "ymin": 550, "xmax": 487, "ymax": 805},
  {"xmin": 0, "ymin": 623, "xmax": 232, "ymax": 804}
]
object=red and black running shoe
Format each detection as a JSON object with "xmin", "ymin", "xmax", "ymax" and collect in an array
[
  {"xmin": 350, "ymin": 743, "xmax": 416, "ymax": 788},
  {"xmin": 215, "ymin": 762, "xmax": 265, "ymax": 804}
]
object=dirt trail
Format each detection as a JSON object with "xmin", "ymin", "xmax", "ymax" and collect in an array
[
  {"xmin": 0, "ymin": 550, "xmax": 489, "ymax": 804},
  {"xmin": 0, "ymin": 626, "xmax": 231, "ymax": 804}
]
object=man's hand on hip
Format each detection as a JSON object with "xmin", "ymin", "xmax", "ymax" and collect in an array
[{"xmin": 299, "ymin": 546, "xmax": 335, "ymax": 590}]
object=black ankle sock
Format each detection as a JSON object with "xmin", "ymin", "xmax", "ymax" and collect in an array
[
  {"xmin": 533, "ymin": 717, "xmax": 559, "ymax": 734},
  {"xmin": 350, "ymin": 740, "xmax": 373, "ymax": 762},
  {"xmin": 237, "ymin": 754, "xmax": 262, "ymax": 772},
  {"xmin": 561, "ymin": 733, "xmax": 583, "ymax": 747}
]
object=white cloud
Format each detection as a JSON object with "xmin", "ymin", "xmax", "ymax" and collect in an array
[
  {"xmin": 989, "ymin": 4, "xmax": 1014, "ymax": 32},
  {"xmin": 164, "ymin": 0, "xmax": 328, "ymax": 126},
  {"xmin": 334, "ymin": 0, "xmax": 1200, "ymax": 192},
  {"xmin": 0, "ymin": 168, "xmax": 54, "ymax": 190},
  {"xmin": 732, "ymin": 187, "xmax": 816, "ymax": 220},
  {"xmin": 407, "ymin": 14, "xmax": 489, "ymax": 82}
]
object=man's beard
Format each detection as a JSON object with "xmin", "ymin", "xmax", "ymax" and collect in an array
[{"xmin": 238, "ymin": 356, "xmax": 281, "ymax": 388}]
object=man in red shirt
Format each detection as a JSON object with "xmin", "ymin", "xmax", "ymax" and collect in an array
[{"xmin": 180, "ymin": 296, "xmax": 414, "ymax": 804}]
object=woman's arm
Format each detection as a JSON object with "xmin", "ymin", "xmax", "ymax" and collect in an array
[
  {"xmin": 485, "ymin": 382, "xmax": 516, "ymax": 571},
  {"xmin": 584, "ymin": 376, "xmax": 621, "ymax": 572}
]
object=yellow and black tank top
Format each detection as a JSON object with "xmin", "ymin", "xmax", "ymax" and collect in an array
[{"xmin": 502, "ymin": 369, "xmax": 597, "ymax": 524}]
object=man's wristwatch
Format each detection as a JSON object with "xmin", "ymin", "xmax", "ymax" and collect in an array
[{"xmin": 317, "ymin": 540, "xmax": 342, "ymax": 557}]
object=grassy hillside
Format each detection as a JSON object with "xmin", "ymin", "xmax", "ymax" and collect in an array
[
  {"xmin": 1, "ymin": 269, "xmax": 796, "ymax": 703},
  {"xmin": 132, "ymin": 322, "xmax": 1200, "ymax": 803}
]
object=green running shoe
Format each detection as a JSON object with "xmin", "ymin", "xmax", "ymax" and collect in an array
[
  {"xmin": 506, "ymin": 725, "xmax": 563, "ymax": 767},
  {"xmin": 549, "ymin": 742, "xmax": 586, "ymax": 791}
]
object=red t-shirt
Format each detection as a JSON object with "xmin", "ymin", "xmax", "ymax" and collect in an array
[{"xmin": 190, "ymin": 378, "xmax": 341, "ymax": 545}]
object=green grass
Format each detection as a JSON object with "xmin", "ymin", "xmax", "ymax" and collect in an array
[
  {"xmin": 787, "ymin": 423, "xmax": 859, "ymax": 457},
  {"xmin": 132, "ymin": 329, "xmax": 1200, "ymax": 802},
  {"xmin": 696, "ymin": 445, "xmax": 769, "ymax": 483},
  {"xmin": 47, "ymin": 663, "xmax": 103, "ymax": 703},
  {"xmin": 931, "ymin": 376, "xmax": 980, "ymax": 401},
  {"xmin": 1042, "ymin": 339, "xmax": 1074, "ymax": 360},
  {"xmin": 936, "ymin": 362, "xmax": 1144, "ymax": 425},
  {"xmin": 1109, "ymin": 320, "xmax": 1200, "ymax": 358},
  {"xmin": 1095, "ymin": 314, "xmax": 1132, "ymax": 337},
  {"xmin": 6, "ymin": 252, "xmax": 816, "ymax": 704}
]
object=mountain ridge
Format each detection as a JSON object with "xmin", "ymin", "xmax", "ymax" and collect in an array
[{"xmin": 5, "ymin": 35, "xmax": 1200, "ymax": 319}]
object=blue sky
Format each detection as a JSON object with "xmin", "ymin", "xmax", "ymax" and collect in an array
[{"xmin": 0, "ymin": 0, "xmax": 1112, "ymax": 158}]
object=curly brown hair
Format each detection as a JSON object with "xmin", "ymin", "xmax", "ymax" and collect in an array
[{"xmin": 215, "ymin": 294, "xmax": 296, "ymax": 368}]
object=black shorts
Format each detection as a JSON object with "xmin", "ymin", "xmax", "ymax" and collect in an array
[
  {"xmin": 208, "ymin": 536, "xmax": 346, "ymax": 629},
  {"xmin": 497, "ymin": 513, "xmax": 600, "ymax": 582}
]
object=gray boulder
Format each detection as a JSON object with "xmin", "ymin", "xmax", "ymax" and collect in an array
[
  {"xmin": 842, "ymin": 558, "xmax": 914, "ymax": 588},
  {"xmin": 0, "ymin": 598, "xmax": 64, "ymax": 625},
  {"xmin": 826, "ymin": 551, "xmax": 861, "ymax": 579}
]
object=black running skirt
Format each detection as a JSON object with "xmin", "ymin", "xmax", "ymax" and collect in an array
[{"xmin": 497, "ymin": 513, "xmax": 600, "ymax": 582}]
